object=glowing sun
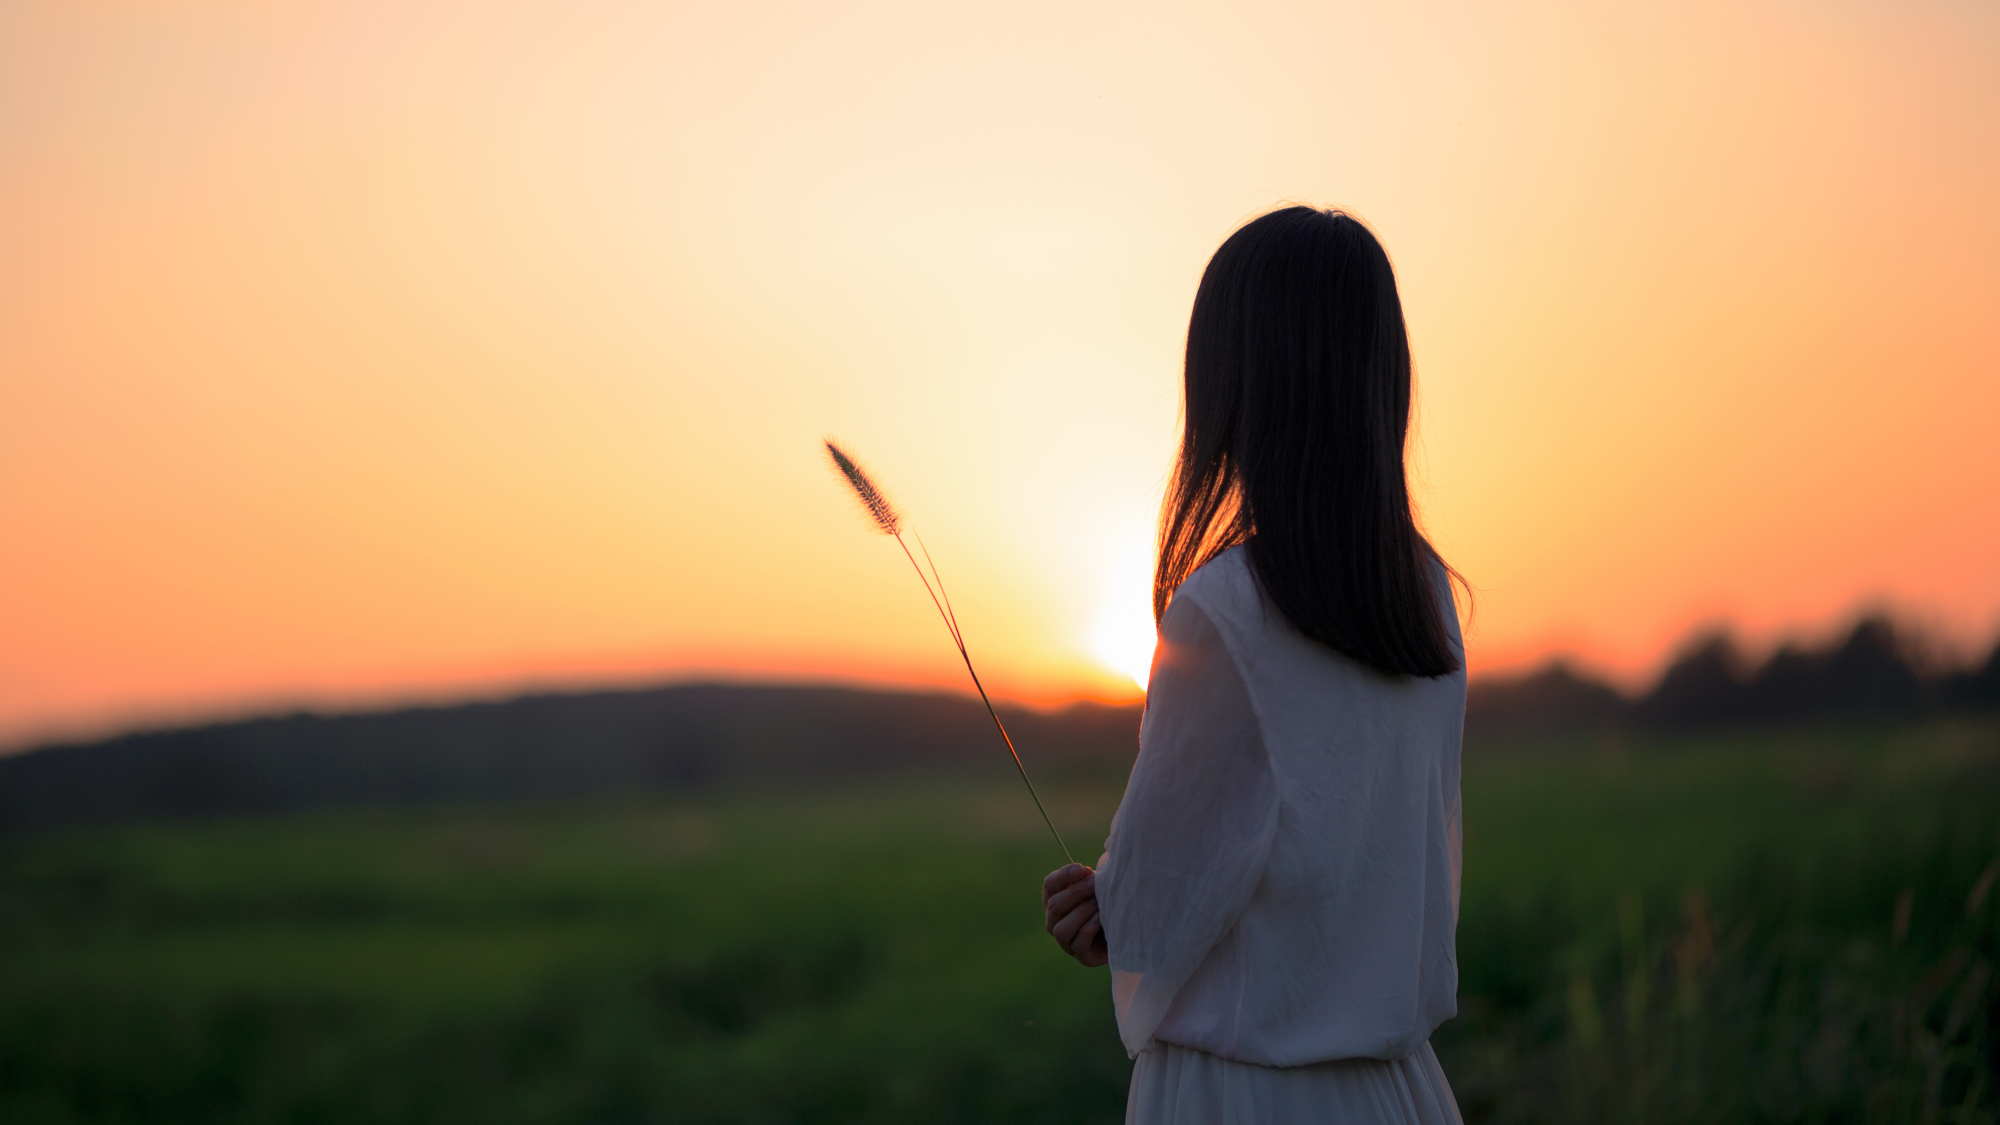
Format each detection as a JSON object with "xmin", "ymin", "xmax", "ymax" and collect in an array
[{"xmin": 1091, "ymin": 551, "xmax": 1159, "ymax": 690}]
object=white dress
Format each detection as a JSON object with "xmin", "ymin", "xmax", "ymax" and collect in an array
[{"xmin": 1096, "ymin": 546, "xmax": 1466, "ymax": 1125}]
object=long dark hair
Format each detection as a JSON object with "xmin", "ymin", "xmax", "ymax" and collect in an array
[{"xmin": 1155, "ymin": 206, "xmax": 1465, "ymax": 678}]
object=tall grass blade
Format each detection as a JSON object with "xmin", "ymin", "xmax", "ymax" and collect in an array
[{"xmin": 824, "ymin": 439, "xmax": 1075, "ymax": 864}]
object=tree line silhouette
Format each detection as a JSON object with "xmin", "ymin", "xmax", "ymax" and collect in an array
[
  {"xmin": 1466, "ymin": 613, "xmax": 2000, "ymax": 734},
  {"xmin": 2, "ymin": 613, "xmax": 1995, "ymax": 832}
]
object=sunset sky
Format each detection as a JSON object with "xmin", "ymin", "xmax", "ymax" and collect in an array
[{"xmin": 3, "ymin": 0, "xmax": 1996, "ymax": 748}]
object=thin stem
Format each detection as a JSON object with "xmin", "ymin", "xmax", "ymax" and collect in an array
[
  {"xmin": 894, "ymin": 534, "xmax": 961, "ymax": 652},
  {"xmin": 912, "ymin": 533, "xmax": 964, "ymax": 648},
  {"xmin": 893, "ymin": 532, "xmax": 1074, "ymax": 865}
]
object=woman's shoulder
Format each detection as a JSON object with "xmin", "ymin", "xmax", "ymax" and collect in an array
[
  {"xmin": 1164, "ymin": 547, "xmax": 1274, "ymax": 671},
  {"xmin": 1174, "ymin": 545, "xmax": 1257, "ymax": 618},
  {"xmin": 1178, "ymin": 544, "xmax": 1465, "ymax": 687}
]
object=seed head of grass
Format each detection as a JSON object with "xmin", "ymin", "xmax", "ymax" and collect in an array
[{"xmin": 824, "ymin": 438, "xmax": 901, "ymax": 536}]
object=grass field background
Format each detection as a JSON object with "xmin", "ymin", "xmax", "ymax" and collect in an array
[{"xmin": 3, "ymin": 720, "xmax": 1996, "ymax": 1123}]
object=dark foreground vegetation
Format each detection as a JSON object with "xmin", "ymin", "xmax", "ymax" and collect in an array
[{"xmin": 2, "ymin": 717, "xmax": 1995, "ymax": 1124}]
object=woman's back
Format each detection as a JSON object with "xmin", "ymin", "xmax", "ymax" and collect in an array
[
  {"xmin": 1038, "ymin": 205, "xmax": 1470, "ymax": 1123},
  {"xmin": 1097, "ymin": 545, "xmax": 1465, "ymax": 1067}
]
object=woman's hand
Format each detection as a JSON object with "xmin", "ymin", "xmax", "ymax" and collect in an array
[{"xmin": 1042, "ymin": 863, "xmax": 1109, "ymax": 967}]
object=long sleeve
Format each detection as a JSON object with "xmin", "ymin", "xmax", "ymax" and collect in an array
[
  {"xmin": 1096, "ymin": 593, "xmax": 1281, "ymax": 1059},
  {"xmin": 1094, "ymin": 547, "xmax": 1463, "ymax": 1067}
]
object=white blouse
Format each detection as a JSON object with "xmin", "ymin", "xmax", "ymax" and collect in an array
[{"xmin": 1097, "ymin": 545, "xmax": 1466, "ymax": 1068}]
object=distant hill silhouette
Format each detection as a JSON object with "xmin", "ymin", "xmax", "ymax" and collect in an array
[
  {"xmin": 1463, "ymin": 661, "xmax": 1627, "ymax": 733},
  {"xmin": 5, "ymin": 614, "xmax": 1995, "ymax": 833},
  {"xmin": 0, "ymin": 685, "xmax": 1140, "ymax": 834}
]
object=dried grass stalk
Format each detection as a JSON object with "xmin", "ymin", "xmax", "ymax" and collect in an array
[{"xmin": 823, "ymin": 438, "xmax": 1074, "ymax": 864}]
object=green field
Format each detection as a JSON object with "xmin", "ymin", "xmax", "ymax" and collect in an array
[{"xmin": 3, "ymin": 721, "xmax": 1996, "ymax": 1124}]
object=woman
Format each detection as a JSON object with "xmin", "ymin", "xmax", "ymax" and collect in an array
[{"xmin": 1042, "ymin": 206, "xmax": 1468, "ymax": 1124}]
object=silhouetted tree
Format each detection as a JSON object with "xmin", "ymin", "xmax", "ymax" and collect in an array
[
  {"xmin": 1942, "ymin": 640, "xmax": 2000, "ymax": 710},
  {"xmin": 1635, "ymin": 632, "xmax": 1752, "ymax": 729},
  {"xmin": 1740, "ymin": 615, "xmax": 1925, "ymax": 723}
]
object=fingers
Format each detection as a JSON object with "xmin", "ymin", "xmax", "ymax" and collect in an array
[
  {"xmin": 1068, "ymin": 911, "xmax": 1100, "ymax": 956},
  {"xmin": 1041, "ymin": 863, "xmax": 1092, "ymax": 899},
  {"xmin": 1069, "ymin": 912, "xmax": 1105, "ymax": 964},
  {"xmin": 1042, "ymin": 872, "xmax": 1096, "ymax": 932},
  {"xmin": 1049, "ymin": 898, "xmax": 1099, "ymax": 949},
  {"xmin": 1043, "ymin": 865, "xmax": 1107, "ymax": 968},
  {"xmin": 1043, "ymin": 874, "xmax": 1095, "ymax": 920},
  {"xmin": 1048, "ymin": 897, "xmax": 1087, "ymax": 944}
]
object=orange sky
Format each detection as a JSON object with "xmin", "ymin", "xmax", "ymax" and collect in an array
[{"xmin": 3, "ymin": 0, "xmax": 1997, "ymax": 748}]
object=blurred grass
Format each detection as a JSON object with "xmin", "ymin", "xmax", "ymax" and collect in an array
[{"xmin": 1, "ymin": 720, "xmax": 1996, "ymax": 1123}]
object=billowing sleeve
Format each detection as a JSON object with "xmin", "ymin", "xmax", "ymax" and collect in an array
[{"xmin": 1095, "ymin": 593, "xmax": 1280, "ymax": 1058}]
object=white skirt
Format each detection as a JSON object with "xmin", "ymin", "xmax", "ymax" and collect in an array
[{"xmin": 1126, "ymin": 1040, "xmax": 1464, "ymax": 1125}]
